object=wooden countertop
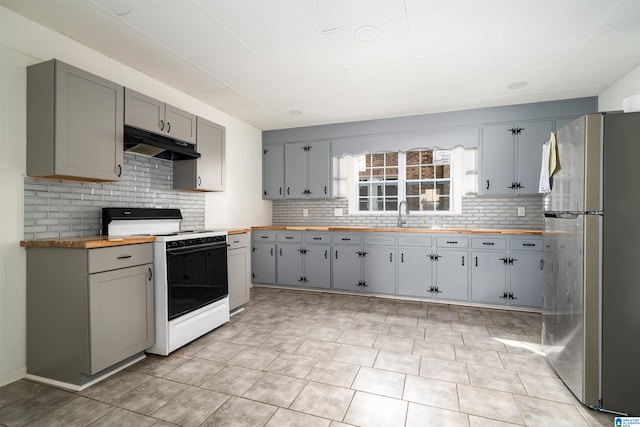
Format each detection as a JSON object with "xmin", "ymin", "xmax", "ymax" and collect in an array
[
  {"xmin": 227, "ymin": 228, "xmax": 252, "ymax": 235},
  {"xmin": 251, "ymin": 226, "xmax": 542, "ymax": 235},
  {"xmin": 20, "ymin": 236, "xmax": 155, "ymax": 249}
]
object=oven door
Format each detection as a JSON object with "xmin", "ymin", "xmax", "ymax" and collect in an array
[{"xmin": 165, "ymin": 241, "xmax": 228, "ymax": 320}]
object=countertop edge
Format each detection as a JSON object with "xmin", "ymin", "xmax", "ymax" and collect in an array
[
  {"xmin": 250, "ymin": 226, "xmax": 543, "ymax": 235},
  {"xmin": 20, "ymin": 236, "xmax": 156, "ymax": 249}
]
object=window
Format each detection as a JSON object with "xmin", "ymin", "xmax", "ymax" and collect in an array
[{"xmin": 354, "ymin": 149, "xmax": 452, "ymax": 213}]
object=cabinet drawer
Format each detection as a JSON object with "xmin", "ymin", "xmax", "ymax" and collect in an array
[
  {"xmin": 510, "ymin": 238, "xmax": 542, "ymax": 251},
  {"xmin": 88, "ymin": 243, "xmax": 153, "ymax": 274},
  {"xmin": 471, "ymin": 237, "xmax": 506, "ymax": 250},
  {"xmin": 436, "ymin": 236, "xmax": 469, "ymax": 248},
  {"xmin": 332, "ymin": 234, "xmax": 361, "ymax": 244},
  {"xmin": 305, "ymin": 234, "xmax": 330, "ymax": 244},
  {"xmin": 228, "ymin": 233, "xmax": 249, "ymax": 250},
  {"xmin": 363, "ymin": 234, "xmax": 396, "ymax": 246},
  {"xmin": 253, "ymin": 231, "xmax": 276, "ymax": 242},
  {"xmin": 398, "ymin": 235, "xmax": 432, "ymax": 247},
  {"xmin": 277, "ymin": 233, "xmax": 302, "ymax": 243}
]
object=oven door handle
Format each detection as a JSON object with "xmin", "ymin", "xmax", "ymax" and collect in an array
[{"xmin": 166, "ymin": 242, "xmax": 227, "ymax": 256}]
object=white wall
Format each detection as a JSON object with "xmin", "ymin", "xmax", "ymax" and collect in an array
[
  {"xmin": 0, "ymin": 6, "xmax": 271, "ymax": 385},
  {"xmin": 598, "ymin": 63, "xmax": 640, "ymax": 112}
]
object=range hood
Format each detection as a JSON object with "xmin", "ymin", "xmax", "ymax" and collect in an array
[{"xmin": 124, "ymin": 125, "xmax": 201, "ymax": 160}]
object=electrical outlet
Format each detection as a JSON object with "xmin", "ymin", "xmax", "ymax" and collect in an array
[
  {"xmin": 517, "ymin": 207, "xmax": 526, "ymax": 217},
  {"xmin": 334, "ymin": 208, "xmax": 343, "ymax": 217},
  {"xmin": 302, "ymin": 209, "xmax": 309, "ymax": 217}
]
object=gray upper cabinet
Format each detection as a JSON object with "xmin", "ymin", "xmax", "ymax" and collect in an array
[
  {"xmin": 174, "ymin": 117, "xmax": 225, "ymax": 191},
  {"xmin": 124, "ymin": 89, "xmax": 196, "ymax": 144},
  {"xmin": 263, "ymin": 144, "xmax": 284, "ymax": 199},
  {"xmin": 27, "ymin": 59, "xmax": 124, "ymax": 182},
  {"xmin": 480, "ymin": 120, "xmax": 552, "ymax": 195},
  {"xmin": 283, "ymin": 140, "xmax": 331, "ymax": 199}
]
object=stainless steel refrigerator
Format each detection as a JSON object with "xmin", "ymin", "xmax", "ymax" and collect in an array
[{"xmin": 543, "ymin": 112, "xmax": 640, "ymax": 416}]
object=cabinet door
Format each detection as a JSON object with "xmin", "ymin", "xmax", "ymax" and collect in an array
[
  {"xmin": 251, "ymin": 243, "xmax": 276, "ymax": 284},
  {"xmin": 509, "ymin": 252, "xmax": 543, "ymax": 308},
  {"xmin": 363, "ymin": 247, "xmax": 396, "ymax": 295},
  {"xmin": 480, "ymin": 124, "xmax": 514, "ymax": 195},
  {"xmin": 285, "ymin": 142, "xmax": 308, "ymax": 198},
  {"xmin": 174, "ymin": 117, "xmax": 225, "ymax": 191},
  {"xmin": 165, "ymin": 104, "xmax": 197, "ymax": 144},
  {"xmin": 304, "ymin": 245, "xmax": 331, "ymax": 289},
  {"xmin": 89, "ymin": 264, "xmax": 154, "ymax": 374},
  {"xmin": 124, "ymin": 89, "xmax": 164, "ymax": 134},
  {"xmin": 332, "ymin": 245, "xmax": 362, "ymax": 291},
  {"xmin": 307, "ymin": 140, "xmax": 331, "ymax": 199},
  {"xmin": 471, "ymin": 251, "xmax": 508, "ymax": 305},
  {"xmin": 263, "ymin": 144, "xmax": 284, "ymax": 199},
  {"xmin": 398, "ymin": 247, "xmax": 432, "ymax": 297},
  {"xmin": 434, "ymin": 250, "xmax": 468, "ymax": 301},
  {"xmin": 516, "ymin": 120, "xmax": 552, "ymax": 194},
  {"xmin": 228, "ymin": 248, "xmax": 250, "ymax": 311},
  {"xmin": 277, "ymin": 243, "xmax": 304, "ymax": 286}
]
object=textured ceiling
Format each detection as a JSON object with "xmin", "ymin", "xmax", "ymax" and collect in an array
[{"xmin": 2, "ymin": 0, "xmax": 640, "ymax": 130}]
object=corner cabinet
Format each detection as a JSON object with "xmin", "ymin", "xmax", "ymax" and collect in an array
[
  {"xmin": 27, "ymin": 59, "xmax": 124, "ymax": 182},
  {"xmin": 479, "ymin": 120, "xmax": 552, "ymax": 195},
  {"xmin": 174, "ymin": 117, "xmax": 225, "ymax": 191},
  {"xmin": 262, "ymin": 144, "xmax": 285, "ymax": 199},
  {"xmin": 124, "ymin": 88, "xmax": 196, "ymax": 144},
  {"xmin": 26, "ymin": 243, "xmax": 154, "ymax": 388},
  {"xmin": 251, "ymin": 231, "xmax": 277, "ymax": 284},
  {"xmin": 228, "ymin": 232, "xmax": 251, "ymax": 311}
]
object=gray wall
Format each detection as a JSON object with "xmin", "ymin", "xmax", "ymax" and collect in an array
[
  {"xmin": 23, "ymin": 153, "xmax": 205, "ymax": 240},
  {"xmin": 272, "ymin": 195, "xmax": 543, "ymax": 229}
]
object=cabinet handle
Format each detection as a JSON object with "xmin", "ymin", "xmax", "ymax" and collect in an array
[
  {"xmin": 522, "ymin": 243, "xmax": 536, "ymax": 247},
  {"xmin": 279, "ymin": 248, "xmax": 283, "ymax": 256},
  {"xmin": 324, "ymin": 250, "xmax": 328, "ymax": 259},
  {"xmin": 389, "ymin": 252, "xmax": 392, "ymax": 262},
  {"xmin": 475, "ymin": 256, "xmax": 478, "ymax": 267},
  {"xmin": 270, "ymin": 248, "xmax": 273, "ymax": 256},
  {"xmin": 341, "ymin": 238, "xmax": 351, "ymax": 241},
  {"xmin": 252, "ymin": 247, "xmax": 256, "ymax": 252},
  {"xmin": 233, "ymin": 240, "xmax": 240, "ymax": 244},
  {"xmin": 148, "ymin": 268, "xmax": 153, "ymax": 281},
  {"xmin": 263, "ymin": 190, "xmax": 268, "ymax": 196},
  {"xmin": 167, "ymin": 122, "xmax": 171, "ymax": 133},
  {"xmin": 198, "ymin": 176, "xmax": 202, "ymax": 186},
  {"xmin": 160, "ymin": 119, "xmax": 165, "ymax": 131},
  {"xmin": 401, "ymin": 253, "xmax": 404, "ymax": 263},
  {"xmin": 482, "ymin": 242, "xmax": 494, "ymax": 246},
  {"xmin": 446, "ymin": 241, "xmax": 458, "ymax": 244},
  {"xmin": 335, "ymin": 250, "xmax": 338, "ymax": 259},
  {"xmin": 313, "ymin": 237, "xmax": 322, "ymax": 240},
  {"xmin": 540, "ymin": 259, "xmax": 544, "ymax": 270},
  {"xmin": 287, "ymin": 187, "xmax": 290, "ymax": 195},
  {"xmin": 260, "ymin": 236, "xmax": 269, "ymax": 239},
  {"xmin": 117, "ymin": 255, "xmax": 132, "ymax": 259},
  {"xmin": 285, "ymin": 236, "xmax": 294, "ymax": 240},
  {"xmin": 117, "ymin": 164, "xmax": 122, "ymax": 177},
  {"xmin": 486, "ymin": 180, "xmax": 490, "ymax": 190},
  {"xmin": 324, "ymin": 186, "xmax": 327, "ymax": 194},
  {"xmin": 461, "ymin": 256, "xmax": 465, "ymax": 266},
  {"xmin": 279, "ymin": 187, "xmax": 282, "ymax": 195}
]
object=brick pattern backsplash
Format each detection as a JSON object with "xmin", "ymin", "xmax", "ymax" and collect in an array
[
  {"xmin": 272, "ymin": 196, "xmax": 543, "ymax": 229},
  {"xmin": 23, "ymin": 153, "xmax": 205, "ymax": 240}
]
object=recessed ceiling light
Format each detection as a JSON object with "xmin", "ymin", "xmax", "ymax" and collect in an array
[
  {"xmin": 508, "ymin": 81, "xmax": 528, "ymax": 90},
  {"xmin": 288, "ymin": 110, "xmax": 303, "ymax": 116},
  {"xmin": 355, "ymin": 26, "xmax": 379, "ymax": 41}
]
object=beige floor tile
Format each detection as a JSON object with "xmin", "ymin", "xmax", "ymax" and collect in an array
[
  {"xmin": 425, "ymin": 328, "xmax": 464, "ymax": 345},
  {"xmin": 413, "ymin": 340, "xmax": 456, "ymax": 360},
  {"xmin": 265, "ymin": 408, "xmax": 331, "ymax": 427},
  {"xmin": 417, "ymin": 317, "xmax": 453, "ymax": 330},
  {"xmin": 343, "ymin": 391, "xmax": 407, "ymax": 427},
  {"xmin": 243, "ymin": 373, "xmax": 306, "ymax": 407},
  {"xmin": 152, "ymin": 387, "xmax": 229, "ymax": 427},
  {"xmin": 387, "ymin": 324, "xmax": 426, "ymax": 340},
  {"xmin": 163, "ymin": 358, "xmax": 226, "ymax": 386},
  {"xmin": 468, "ymin": 415, "xmax": 522, "ymax": 426},
  {"xmin": 499, "ymin": 352, "xmax": 557, "ymax": 377},
  {"xmin": 384, "ymin": 314, "xmax": 418, "ymax": 326},
  {"xmin": 373, "ymin": 350, "xmax": 420, "ymax": 375},
  {"xmin": 467, "ymin": 364, "xmax": 526, "ymax": 394},
  {"xmin": 195, "ymin": 341, "xmax": 247, "ymax": 362},
  {"xmin": 80, "ymin": 370, "xmax": 152, "ymax": 404},
  {"xmin": 23, "ymin": 396, "xmax": 112, "ymax": 427},
  {"xmin": 458, "ymin": 312, "xmax": 494, "ymax": 325},
  {"xmin": 403, "ymin": 374, "xmax": 459, "ymax": 411},
  {"xmin": 304, "ymin": 325, "xmax": 343, "ymax": 341},
  {"xmin": 352, "ymin": 366, "xmax": 406, "ymax": 399},
  {"xmin": 420, "ymin": 357, "xmax": 470, "ymax": 384},
  {"xmin": 89, "ymin": 408, "xmax": 157, "ymax": 426},
  {"xmin": 514, "ymin": 394, "xmax": 589, "ymax": 427},
  {"xmin": 265, "ymin": 353, "xmax": 318, "ymax": 378},
  {"xmin": 458, "ymin": 384, "xmax": 524, "ymax": 425},
  {"xmin": 112, "ymin": 378, "xmax": 189, "ymax": 416},
  {"xmin": 295, "ymin": 339, "xmax": 341, "ymax": 359},
  {"xmin": 355, "ymin": 312, "xmax": 388, "ymax": 322},
  {"xmin": 518, "ymin": 372, "xmax": 580, "ymax": 404},
  {"xmin": 305, "ymin": 359, "xmax": 360, "ymax": 388},
  {"xmin": 228, "ymin": 329, "xmax": 272, "ymax": 346},
  {"xmin": 352, "ymin": 320, "xmax": 391, "ymax": 334},
  {"xmin": 127, "ymin": 353, "xmax": 191, "ymax": 377},
  {"xmin": 200, "ymin": 396, "xmax": 277, "ymax": 427},
  {"xmin": 290, "ymin": 382, "xmax": 354, "ymax": 421},
  {"xmin": 336, "ymin": 329, "xmax": 379, "ymax": 347},
  {"xmin": 373, "ymin": 334, "xmax": 414, "ymax": 353},
  {"xmin": 428, "ymin": 309, "xmax": 460, "ymax": 322},
  {"xmin": 332, "ymin": 344, "xmax": 379, "ymax": 367},
  {"xmin": 200, "ymin": 365, "xmax": 264, "ymax": 396},
  {"xmin": 462, "ymin": 333, "xmax": 508, "ymax": 351},
  {"xmin": 260, "ymin": 334, "xmax": 307, "ymax": 353},
  {"xmin": 396, "ymin": 306, "xmax": 428, "ymax": 317},
  {"xmin": 228, "ymin": 347, "xmax": 280, "ymax": 370},
  {"xmin": 455, "ymin": 345, "xmax": 503, "ymax": 368},
  {"xmin": 406, "ymin": 402, "xmax": 470, "ymax": 427}
]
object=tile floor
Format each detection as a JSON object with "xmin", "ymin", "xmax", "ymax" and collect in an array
[{"xmin": 0, "ymin": 286, "xmax": 616, "ymax": 427}]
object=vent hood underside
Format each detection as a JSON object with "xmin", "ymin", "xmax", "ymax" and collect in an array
[{"xmin": 124, "ymin": 125, "xmax": 201, "ymax": 160}]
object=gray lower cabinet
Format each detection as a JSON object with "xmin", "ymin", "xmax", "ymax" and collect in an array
[
  {"xmin": 251, "ymin": 231, "xmax": 277, "ymax": 284},
  {"xmin": 277, "ymin": 241, "xmax": 304, "ymax": 286},
  {"xmin": 433, "ymin": 249, "xmax": 468, "ymax": 301},
  {"xmin": 27, "ymin": 59, "xmax": 124, "ymax": 182},
  {"xmin": 174, "ymin": 117, "xmax": 225, "ymax": 191},
  {"xmin": 228, "ymin": 233, "xmax": 251, "ymax": 311},
  {"xmin": 471, "ymin": 236, "xmax": 542, "ymax": 308},
  {"xmin": 26, "ymin": 243, "xmax": 154, "ymax": 387},
  {"xmin": 276, "ymin": 232, "xmax": 331, "ymax": 288},
  {"xmin": 124, "ymin": 88, "xmax": 196, "ymax": 144},
  {"xmin": 332, "ymin": 233, "xmax": 396, "ymax": 295},
  {"xmin": 303, "ymin": 243, "xmax": 331, "ymax": 289}
]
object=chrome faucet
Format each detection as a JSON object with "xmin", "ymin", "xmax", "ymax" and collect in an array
[{"xmin": 397, "ymin": 200, "xmax": 409, "ymax": 227}]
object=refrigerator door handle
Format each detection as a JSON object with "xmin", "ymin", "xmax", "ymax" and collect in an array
[{"xmin": 544, "ymin": 211, "xmax": 603, "ymax": 219}]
